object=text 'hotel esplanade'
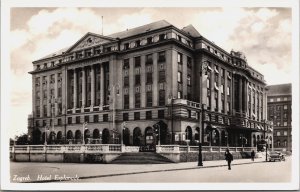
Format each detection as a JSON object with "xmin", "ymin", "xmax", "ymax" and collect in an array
[{"xmin": 28, "ymin": 20, "xmax": 273, "ymax": 148}]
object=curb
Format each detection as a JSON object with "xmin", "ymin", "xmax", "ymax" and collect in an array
[{"xmin": 26, "ymin": 160, "xmax": 266, "ymax": 183}]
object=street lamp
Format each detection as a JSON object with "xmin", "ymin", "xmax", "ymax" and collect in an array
[
  {"xmin": 168, "ymin": 94, "xmax": 175, "ymax": 144},
  {"xmin": 198, "ymin": 60, "xmax": 210, "ymax": 167},
  {"xmin": 100, "ymin": 131, "xmax": 102, "ymax": 144},
  {"xmin": 82, "ymin": 122, "xmax": 88, "ymax": 144},
  {"xmin": 154, "ymin": 124, "xmax": 161, "ymax": 146},
  {"xmin": 121, "ymin": 121, "xmax": 126, "ymax": 145}
]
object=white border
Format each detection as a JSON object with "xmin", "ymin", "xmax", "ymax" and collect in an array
[{"xmin": 1, "ymin": 0, "xmax": 299, "ymax": 190}]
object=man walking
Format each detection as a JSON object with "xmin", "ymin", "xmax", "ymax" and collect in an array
[
  {"xmin": 225, "ymin": 149, "xmax": 233, "ymax": 170},
  {"xmin": 251, "ymin": 150, "xmax": 255, "ymax": 161}
]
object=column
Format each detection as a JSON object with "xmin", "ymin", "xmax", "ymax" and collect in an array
[
  {"xmin": 91, "ymin": 65, "xmax": 95, "ymax": 108},
  {"xmin": 239, "ymin": 78, "xmax": 243, "ymax": 113},
  {"xmin": 224, "ymin": 71, "xmax": 228, "ymax": 113},
  {"xmin": 40, "ymin": 77, "xmax": 43, "ymax": 117},
  {"xmin": 47, "ymin": 76, "xmax": 51, "ymax": 117},
  {"xmin": 153, "ymin": 53, "xmax": 158, "ymax": 106},
  {"xmin": 100, "ymin": 64, "xmax": 104, "ymax": 108},
  {"xmin": 82, "ymin": 67, "xmax": 86, "ymax": 108},
  {"xmin": 54, "ymin": 73, "xmax": 58, "ymax": 116},
  {"xmin": 73, "ymin": 69, "xmax": 77, "ymax": 110}
]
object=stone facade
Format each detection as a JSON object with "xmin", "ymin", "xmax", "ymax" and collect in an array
[{"xmin": 28, "ymin": 20, "xmax": 272, "ymax": 148}]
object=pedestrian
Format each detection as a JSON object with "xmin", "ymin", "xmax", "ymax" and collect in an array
[
  {"xmin": 225, "ymin": 149, "xmax": 233, "ymax": 170},
  {"xmin": 251, "ymin": 150, "xmax": 255, "ymax": 161}
]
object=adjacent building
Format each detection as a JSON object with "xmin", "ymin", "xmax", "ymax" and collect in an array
[
  {"xmin": 267, "ymin": 84, "xmax": 292, "ymax": 152},
  {"xmin": 28, "ymin": 20, "xmax": 273, "ymax": 148}
]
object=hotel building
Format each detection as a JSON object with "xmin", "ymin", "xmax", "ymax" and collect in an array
[{"xmin": 28, "ymin": 20, "xmax": 273, "ymax": 147}]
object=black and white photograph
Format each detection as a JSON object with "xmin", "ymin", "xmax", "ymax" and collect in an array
[{"xmin": 1, "ymin": 0, "xmax": 299, "ymax": 191}]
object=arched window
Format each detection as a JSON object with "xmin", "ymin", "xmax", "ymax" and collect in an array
[{"xmin": 133, "ymin": 127, "xmax": 142, "ymax": 146}]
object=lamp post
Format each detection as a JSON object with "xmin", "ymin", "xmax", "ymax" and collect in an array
[
  {"xmin": 198, "ymin": 60, "xmax": 209, "ymax": 167},
  {"xmin": 263, "ymin": 119, "xmax": 268, "ymax": 162},
  {"xmin": 154, "ymin": 124, "xmax": 161, "ymax": 146},
  {"xmin": 121, "ymin": 121, "xmax": 126, "ymax": 145},
  {"xmin": 168, "ymin": 94, "xmax": 175, "ymax": 144},
  {"xmin": 82, "ymin": 122, "xmax": 88, "ymax": 144},
  {"xmin": 100, "ymin": 131, "xmax": 102, "ymax": 144}
]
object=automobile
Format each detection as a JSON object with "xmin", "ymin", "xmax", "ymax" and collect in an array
[{"xmin": 267, "ymin": 151, "xmax": 285, "ymax": 162}]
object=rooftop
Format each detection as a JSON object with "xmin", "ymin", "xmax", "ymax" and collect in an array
[{"xmin": 266, "ymin": 83, "xmax": 292, "ymax": 96}]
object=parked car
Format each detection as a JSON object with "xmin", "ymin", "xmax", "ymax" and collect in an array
[{"xmin": 267, "ymin": 151, "xmax": 285, "ymax": 162}]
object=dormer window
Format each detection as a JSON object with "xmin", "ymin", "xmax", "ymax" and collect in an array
[
  {"xmin": 159, "ymin": 34, "xmax": 166, "ymax": 41},
  {"xmin": 124, "ymin": 43, "xmax": 129, "ymax": 50},
  {"xmin": 136, "ymin": 40, "xmax": 141, "ymax": 47},
  {"xmin": 147, "ymin": 37, "xmax": 153, "ymax": 44},
  {"xmin": 36, "ymin": 65, "xmax": 40, "ymax": 70},
  {"xmin": 177, "ymin": 35, "xmax": 182, "ymax": 42},
  {"xmin": 43, "ymin": 63, "xmax": 47, "ymax": 69},
  {"xmin": 51, "ymin": 61, "xmax": 55, "ymax": 67}
]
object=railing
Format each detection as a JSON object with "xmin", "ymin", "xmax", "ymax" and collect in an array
[
  {"xmin": 173, "ymin": 99, "xmax": 201, "ymax": 109},
  {"xmin": 11, "ymin": 145, "xmax": 256, "ymax": 154},
  {"xmin": 124, "ymin": 146, "xmax": 140, "ymax": 153}
]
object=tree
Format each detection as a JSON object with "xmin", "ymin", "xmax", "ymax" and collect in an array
[{"xmin": 15, "ymin": 133, "xmax": 30, "ymax": 145}]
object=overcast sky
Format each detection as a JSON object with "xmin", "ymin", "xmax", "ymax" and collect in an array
[{"xmin": 8, "ymin": 7, "xmax": 293, "ymax": 138}]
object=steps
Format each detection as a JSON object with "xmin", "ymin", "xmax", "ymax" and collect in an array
[{"xmin": 111, "ymin": 152, "xmax": 174, "ymax": 164}]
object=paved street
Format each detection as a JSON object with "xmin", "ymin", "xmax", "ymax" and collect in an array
[{"xmin": 10, "ymin": 155, "xmax": 291, "ymax": 183}]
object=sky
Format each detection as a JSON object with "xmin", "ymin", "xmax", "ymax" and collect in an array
[{"xmin": 8, "ymin": 7, "xmax": 293, "ymax": 139}]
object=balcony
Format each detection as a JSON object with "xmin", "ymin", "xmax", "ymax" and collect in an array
[{"xmin": 172, "ymin": 99, "xmax": 201, "ymax": 109}]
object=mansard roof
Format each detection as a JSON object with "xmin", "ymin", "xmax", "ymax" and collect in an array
[
  {"xmin": 266, "ymin": 83, "xmax": 292, "ymax": 96},
  {"xmin": 108, "ymin": 20, "xmax": 172, "ymax": 39}
]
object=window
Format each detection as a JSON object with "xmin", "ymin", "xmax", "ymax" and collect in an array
[
  {"xmin": 68, "ymin": 117, "xmax": 72, "ymax": 124},
  {"xmin": 58, "ymin": 118, "xmax": 62, "ymax": 125},
  {"xmin": 187, "ymin": 75, "xmax": 191, "ymax": 86},
  {"xmin": 147, "ymin": 92, "xmax": 152, "ymax": 107},
  {"xmin": 94, "ymin": 115, "xmax": 99, "ymax": 123},
  {"xmin": 43, "ymin": 120, "xmax": 46, "ymax": 126},
  {"xmin": 284, "ymin": 105, "xmax": 288, "ymax": 110},
  {"xmin": 159, "ymin": 34, "xmax": 166, "ymax": 41},
  {"xmin": 135, "ymin": 93, "xmax": 141, "ymax": 108},
  {"xmin": 76, "ymin": 116, "xmax": 80, "ymax": 124},
  {"xmin": 146, "ymin": 72, "xmax": 152, "ymax": 84},
  {"xmin": 135, "ymin": 40, "xmax": 141, "ymax": 47},
  {"xmin": 123, "ymin": 113, "xmax": 129, "ymax": 121},
  {"xmin": 284, "ymin": 97, "xmax": 288, "ymax": 101},
  {"xmin": 187, "ymin": 57, "xmax": 192, "ymax": 69},
  {"xmin": 178, "ymin": 91, "xmax": 182, "ymax": 99},
  {"xmin": 177, "ymin": 52, "xmax": 183, "ymax": 64},
  {"xmin": 158, "ymin": 51, "xmax": 166, "ymax": 62},
  {"xmin": 124, "ymin": 43, "xmax": 129, "ymax": 50},
  {"xmin": 146, "ymin": 111, "xmax": 152, "ymax": 119},
  {"xmin": 84, "ymin": 116, "xmax": 90, "ymax": 123},
  {"xmin": 159, "ymin": 90, "xmax": 165, "ymax": 106},
  {"xmin": 227, "ymin": 86, "xmax": 230, "ymax": 95},
  {"xmin": 123, "ymin": 59, "xmax": 130, "ymax": 69},
  {"xmin": 276, "ymin": 98, "xmax": 281, "ymax": 101},
  {"xmin": 159, "ymin": 71, "xmax": 165, "ymax": 82},
  {"xmin": 124, "ymin": 95, "xmax": 129, "ymax": 109},
  {"xmin": 135, "ymin": 74, "xmax": 141, "ymax": 85},
  {"xmin": 135, "ymin": 56, "xmax": 141, "ymax": 67},
  {"xmin": 276, "ymin": 131, "xmax": 281, "ymax": 136},
  {"xmin": 158, "ymin": 110, "xmax": 165, "ymax": 118},
  {"xmin": 284, "ymin": 122, "xmax": 287, "ymax": 126},
  {"xmin": 124, "ymin": 76, "xmax": 129, "ymax": 87},
  {"xmin": 43, "ymin": 105, "xmax": 47, "ymax": 116},
  {"xmin": 284, "ymin": 131, "xmax": 287, "ymax": 136},
  {"xmin": 178, "ymin": 72, "xmax": 182, "ymax": 83},
  {"xmin": 146, "ymin": 54, "xmax": 153, "ymax": 64},
  {"xmin": 103, "ymin": 114, "xmax": 108, "ymax": 122},
  {"xmin": 134, "ymin": 112, "xmax": 140, "ymax": 120},
  {"xmin": 270, "ymin": 98, "xmax": 274, "ymax": 102},
  {"xmin": 147, "ymin": 37, "xmax": 153, "ymax": 44}
]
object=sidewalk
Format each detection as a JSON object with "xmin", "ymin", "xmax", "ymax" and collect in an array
[{"xmin": 12, "ymin": 157, "xmax": 266, "ymax": 183}]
